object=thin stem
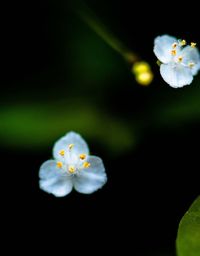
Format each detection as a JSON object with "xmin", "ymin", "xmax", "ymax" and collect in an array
[
  {"xmin": 73, "ymin": 0, "xmax": 139, "ymax": 63},
  {"xmin": 71, "ymin": 0, "xmax": 153, "ymax": 86}
]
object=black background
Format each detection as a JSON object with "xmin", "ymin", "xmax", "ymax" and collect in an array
[{"xmin": 1, "ymin": 1, "xmax": 200, "ymax": 255}]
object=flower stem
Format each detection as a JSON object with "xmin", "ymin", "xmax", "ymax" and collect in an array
[
  {"xmin": 72, "ymin": 0, "xmax": 153, "ymax": 86},
  {"xmin": 73, "ymin": 0, "xmax": 139, "ymax": 64}
]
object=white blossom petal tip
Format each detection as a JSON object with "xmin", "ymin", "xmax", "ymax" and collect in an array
[
  {"xmin": 39, "ymin": 132, "xmax": 107, "ymax": 197},
  {"xmin": 153, "ymin": 35, "xmax": 200, "ymax": 88},
  {"xmin": 73, "ymin": 156, "xmax": 107, "ymax": 194}
]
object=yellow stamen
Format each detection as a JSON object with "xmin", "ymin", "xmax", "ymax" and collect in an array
[
  {"xmin": 191, "ymin": 42, "xmax": 196, "ymax": 48},
  {"xmin": 57, "ymin": 161, "xmax": 63, "ymax": 168},
  {"xmin": 79, "ymin": 154, "xmax": 86, "ymax": 160},
  {"xmin": 188, "ymin": 62, "xmax": 195, "ymax": 68},
  {"xmin": 171, "ymin": 49, "xmax": 177, "ymax": 56},
  {"xmin": 68, "ymin": 144, "xmax": 74, "ymax": 150},
  {"xmin": 180, "ymin": 40, "xmax": 186, "ymax": 46},
  {"xmin": 178, "ymin": 56, "xmax": 183, "ymax": 62},
  {"xmin": 59, "ymin": 149, "xmax": 65, "ymax": 156},
  {"xmin": 172, "ymin": 42, "xmax": 177, "ymax": 48},
  {"xmin": 68, "ymin": 165, "xmax": 75, "ymax": 174},
  {"xmin": 83, "ymin": 162, "xmax": 90, "ymax": 168}
]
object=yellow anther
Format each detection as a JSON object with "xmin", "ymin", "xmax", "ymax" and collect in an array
[
  {"xmin": 172, "ymin": 42, "xmax": 177, "ymax": 48},
  {"xmin": 171, "ymin": 49, "xmax": 177, "ymax": 56},
  {"xmin": 83, "ymin": 162, "xmax": 90, "ymax": 168},
  {"xmin": 79, "ymin": 154, "xmax": 86, "ymax": 160},
  {"xmin": 191, "ymin": 42, "xmax": 196, "ymax": 48},
  {"xmin": 57, "ymin": 161, "xmax": 63, "ymax": 168},
  {"xmin": 59, "ymin": 150, "xmax": 65, "ymax": 156},
  {"xmin": 68, "ymin": 165, "xmax": 75, "ymax": 174},
  {"xmin": 180, "ymin": 40, "xmax": 186, "ymax": 46},
  {"xmin": 178, "ymin": 56, "xmax": 183, "ymax": 62},
  {"xmin": 188, "ymin": 62, "xmax": 195, "ymax": 68},
  {"xmin": 68, "ymin": 144, "xmax": 74, "ymax": 150}
]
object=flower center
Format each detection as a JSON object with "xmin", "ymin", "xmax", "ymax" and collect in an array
[
  {"xmin": 57, "ymin": 161, "xmax": 63, "ymax": 168},
  {"xmin": 83, "ymin": 162, "xmax": 91, "ymax": 168},
  {"xmin": 170, "ymin": 39, "xmax": 198, "ymax": 68},
  {"xmin": 79, "ymin": 154, "xmax": 86, "ymax": 160},
  {"xmin": 171, "ymin": 49, "xmax": 177, "ymax": 56},
  {"xmin": 68, "ymin": 165, "xmax": 76, "ymax": 174},
  {"xmin": 178, "ymin": 56, "xmax": 183, "ymax": 62},
  {"xmin": 172, "ymin": 42, "xmax": 177, "ymax": 49},
  {"xmin": 56, "ymin": 144, "xmax": 91, "ymax": 175}
]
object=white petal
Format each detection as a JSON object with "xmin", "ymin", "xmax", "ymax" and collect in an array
[
  {"xmin": 154, "ymin": 35, "xmax": 178, "ymax": 64},
  {"xmin": 39, "ymin": 160, "xmax": 73, "ymax": 197},
  {"xmin": 192, "ymin": 62, "xmax": 200, "ymax": 76},
  {"xmin": 73, "ymin": 156, "xmax": 107, "ymax": 194},
  {"xmin": 53, "ymin": 131, "xmax": 89, "ymax": 161},
  {"xmin": 181, "ymin": 46, "xmax": 200, "ymax": 75},
  {"xmin": 160, "ymin": 63, "xmax": 193, "ymax": 88},
  {"xmin": 39, "ymin": 160, "xmax": 61, "ymax": 179}
]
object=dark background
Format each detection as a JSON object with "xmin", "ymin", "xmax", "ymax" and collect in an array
[{"xmin": 1, "ymin": 1, "xmax": 200, "ymax": 255}]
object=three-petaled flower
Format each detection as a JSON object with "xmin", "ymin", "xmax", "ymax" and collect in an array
[
  {"xmin": 154, "ymin": 35, "xmax": 200, "ymax": 88},
  {"xmin": 39, "ymin": 131, "xmax": 107, "ymax": 197}
]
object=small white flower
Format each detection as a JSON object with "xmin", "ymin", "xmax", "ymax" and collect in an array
[
  {"xmin": 39, "ymin": 131, "xmax": 107, "ymax": 197},
  {"xmin": 153, "ymin": 35, "xmax": 200, "ymax": 88}
]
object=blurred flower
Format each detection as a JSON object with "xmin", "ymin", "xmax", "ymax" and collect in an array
[
  {"xmin": 39, "ymin": 131, "xmax": 107, "ymax": 197},
  {"xmin": 132, "ymin": 61, "xmax": 153, "ymax": 86},
  {"xmin": 154, "ymin": 35, "xmax": 200, "ymax": 88}
]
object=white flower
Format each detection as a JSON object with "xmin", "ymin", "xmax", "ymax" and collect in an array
[
  {"xmin": 153, "ymin": 35, "xmax": 200, "ymax": 88},
  {"xmin": 39, "ymin": 131, "xmax": 107, "ymax": 197}
]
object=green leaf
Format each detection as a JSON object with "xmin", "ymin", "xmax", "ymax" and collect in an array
[{"xmin": 176, "ymin": 196, "xmax": 200, "ymax": 256}]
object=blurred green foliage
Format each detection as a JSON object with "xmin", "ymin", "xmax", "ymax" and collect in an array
[
  {"xmin": 0, "ymin": 100, "xmax": 134, "ymax": 154},
  {"xmin": 1, "ymin": 2, "xmax": 200, "ymax": 158},
  {"xmin": 155, "ymin": 80, "xmax": 200, "ymax": 127},
  {"xmin": 176, "ymin": 196, "xmax": 200, "ymax": 256},
  {"xmin": 67, "ymin": 19, "xmax": 126, "ymax": 86}
]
